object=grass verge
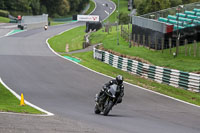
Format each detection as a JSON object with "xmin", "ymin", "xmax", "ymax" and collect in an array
[
  {"xmin": 62, "ymin": 51, "xmax": 200, "ymax": 106},
  {"xmin": 0, "ymin": 82, "xmax": 42, "ymax": 114},
  {"xmin": 47, "ymin": 0, "xmax": 200, "ymax": 107},
  {"xmin": 48, "ymin": 27, "xmax": 200, "ymax": 106},
  {"xmin": 106, "ymin": 0, "xmax": 130, "ymax": 23},
  {"xmin": 90, "ymin": 27, "xmax": 200, "ymax": 72},
  {"xmin": 85, "ymin": 0, "xmax": 96, "ymax": 15},
  {"xmin": 0, "ymin": 16, "xmax": 10, "ymax": 23},
  {"xmin": 48, "ymin": 26, "xmax": 86, "ymax": 52},
  {"xmin": 50, "ymin": 21, "xmax": 66, "ymax": 26}
]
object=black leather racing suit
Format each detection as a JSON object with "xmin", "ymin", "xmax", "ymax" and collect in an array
[{"xmin": 97, "ymin": 79, "xmax": 124, "ymax": 104}]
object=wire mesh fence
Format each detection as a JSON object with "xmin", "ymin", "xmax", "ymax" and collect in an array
[
  {"xmin": 120, "ymin": 25, "xmax": 200, "ymax": 57},
  {"xmin": 19, "ymin": 14, "xmax": 48, "ymax": 30}
]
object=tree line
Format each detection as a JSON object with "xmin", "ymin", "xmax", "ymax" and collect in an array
[
  {"xmin": 134, "ymin": 0, "xmax": 200, "ymax": 15},
  {"xmin": 0, "ymin": 0, "xmax": 89, "ymax": 17}
]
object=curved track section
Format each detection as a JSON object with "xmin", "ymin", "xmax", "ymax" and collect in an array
[{"xmin": 0, "ymin": 0, "xmax": 200, "ymax": 133}]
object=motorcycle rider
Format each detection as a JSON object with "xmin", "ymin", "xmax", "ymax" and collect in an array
[{"xmin": 95, "ymin": 75, "xmax": 124, "ymax": 104}]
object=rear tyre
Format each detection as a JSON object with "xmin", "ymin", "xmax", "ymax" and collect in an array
[
  {"xmin": 103, "ymin": 101, "xmax": 113, "ymax": 116},
  {"xmin": 94, "ymin": 104, "xmax": 101, "ymax": 114}
]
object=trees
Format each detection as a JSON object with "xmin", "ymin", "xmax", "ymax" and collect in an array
[
  {"xmin": 137, "ymin": 0, "xmax": 170, "ymax": 15},
  {"xmin": 0, "ymin": 0, "xmax": 89, "ymax": 17},
  {"xmin": 170, "ymin": 0, "xmax": 182, "ymax": 7},
  {"xmin": 136, "ymin": 0, "xmax": 200, "ymax": 15}
]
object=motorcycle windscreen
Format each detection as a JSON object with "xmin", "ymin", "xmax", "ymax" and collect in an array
[{"xmin": 109, "ymin": 84, "xmax": 117, "ymax": 97}]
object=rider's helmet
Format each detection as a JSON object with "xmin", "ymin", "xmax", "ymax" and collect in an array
[{"xmin": 116, "ymin": 75, "xmax": 123, "ymax": 85}]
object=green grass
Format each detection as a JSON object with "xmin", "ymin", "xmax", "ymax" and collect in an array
[
  {"xmin": 0, "ymin": 83, "xmax": 42, "ymax": 114},
  {"xmin": 0, "ymin": 16, "xmax": 10, "ymax": 23},
  {"xmin": 48, "ymin": 26, "xmax": 86, "ymax": 52},
  {"xmin": 67, "ymin": 51, "xmax": 200, "ymax": 106},
  {"xmin": 48, "ymin": 27, "xmax": 200, "ymax": 107},
  {"xmin": 90, "ymin": 27, "xmax": 200, "ymax": 72},
  {"xmin": 85, "ymin": 0, "xmax": 96, "ymax": 15},
  {"xmin": 106, "ymin": 0, "xmax": 130, "ymax": 23},
  {"xmin": 50, "ymin": 21, "xmax": 66, "ymax": 26},
  {"xmin": 47, "ymin": 0, "xmax": 200, "ymax": 107}
]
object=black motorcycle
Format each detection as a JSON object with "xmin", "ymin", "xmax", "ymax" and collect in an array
[{"xmin": 94, "ymin": 84, "xmax": 119, "ymax": 116}]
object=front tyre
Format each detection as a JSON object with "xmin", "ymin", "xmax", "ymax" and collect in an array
[
  {"xmin": 94, "ymin": 104, "xmax": 101, "ymax": 114},
  {"xmin": 103, "ymin": 101, "xmax": 113, "ymax": 116}
]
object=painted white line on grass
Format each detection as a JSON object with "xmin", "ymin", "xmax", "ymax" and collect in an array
[
  {"xmin": 0, "ymin": 0, "xmax": 97, "ymax": 116},
  {"xmin": 90, "ymin": 0, "xmax": 97, "ymax": 15},
  {"xmin": 0, "ymin": 78, "xmax": 54, "ymax": 116},
  {"xmin": 46, "ymin": 34, "xmax": 200, "ymax": 110},
  {"xmin": 102, "ymin": 0, "xmax": 116, "ymax": 21}
]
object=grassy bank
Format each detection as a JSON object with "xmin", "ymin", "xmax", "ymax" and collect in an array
[
  {"xmin": 0, "ymin": 16, "xmax": 10, "ymax": 23},
  {"xmin": 0, "ymin": 82, "xmax": 42, "ymax": 114},
  {"xmin": 48, "ymin": 25, "xmax": 200, "ymax": 106},
  {"xmin": 106, "ymin": 0, "xmax": 130, "ymax": 23},
  {"xmin": 85, "ymin": 0, "xmax": 96, "ymax": 15},
  {"xmin": 71, "ymin": 51, "xmax": 200, "ymax": 106},
  {"xmin": 90, "ymin": 27, "xmax": 200, "ymax": 72},
  {"xmin": 48, "ymin": 26, "xmax": 86, "ymax": 52}
]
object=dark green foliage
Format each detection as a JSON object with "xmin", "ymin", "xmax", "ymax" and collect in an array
[
  {"xmin": 136, "ymin": 0, "xmax": 200, "ymax": 15},
  {"xmin": 0, "ymin": 0, "xmax": 89, "ymax": 17},
  {"xmin": 0, "ymin": 10, "xmax": 9, "ymax": 17},
  {"xmin": 119, "ymin": 12, "xmax": 130, "ymax": 24}
]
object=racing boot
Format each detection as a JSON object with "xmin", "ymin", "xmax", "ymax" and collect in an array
[{"xmin": 95, "ymin": 93, "xmax": 100, "ymax": 102}]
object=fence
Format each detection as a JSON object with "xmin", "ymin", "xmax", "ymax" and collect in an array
[
  {"xmin": 132, "ymin": 16, "xmax": 168, "ymax": 33},
  {"xmin": 93, "ymin": 46, "xmax": 200, "ymax": 92},
  {"xmin": 19, "ymin": 14, "xmax": 48, "ymax": 30},
  {"xmin": 120, "ymin": 25, "xmax": 200, "ymax": 57}
]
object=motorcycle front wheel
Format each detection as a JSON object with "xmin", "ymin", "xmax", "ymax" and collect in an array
[{"xmin": 103, "ymin": 101, "xmax": 113, "ymax": 116}]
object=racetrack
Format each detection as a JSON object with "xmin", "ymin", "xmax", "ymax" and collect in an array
[{"xmin": 0, "ymin": 0, "xmax": 200, "ymax": 133}]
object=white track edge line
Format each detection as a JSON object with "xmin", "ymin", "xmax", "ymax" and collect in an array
[
  {"xmin": 102, "ymin": 0, "xmax": 116, "ymax": 21},
  {"xmin": 89, "ymin": 0, "xmax": 97, "ymax": 15},
  {"xmin": 0, "ymin": 0, "xmax": 97, "ymax": 116},
  {"xmin": 46, "ymin": 7, "xmax": 200, "ymax": 109},
  {"xmin": 0, "ymin": 78, "xmax": 54, "ymax": 116},
  {"xmin": 46, "ymin": 40, "xmax": 200, "ymax": 109}
]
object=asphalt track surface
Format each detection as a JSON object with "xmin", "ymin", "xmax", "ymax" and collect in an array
[{"xmin": 0, "ymin": 0, "xmax": 200, "ymax": 133}]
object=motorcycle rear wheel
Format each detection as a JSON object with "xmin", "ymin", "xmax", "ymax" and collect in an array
[
  {"xmin": 94, "ymin": 104, "xmax": 101, "ymax": 114},
  {"xmin": 103, "ymin": 101, "xmax": 113, "ymax": 116}
]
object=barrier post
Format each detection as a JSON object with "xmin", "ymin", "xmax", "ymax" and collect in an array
[
  {"xmin": 194, "ymin": 40, "xmax": 197, "ymax": 57},
  {"xmin": 161, "ymin": 38, "xmax": 164, "ymax": 53},
  {"xmin": 137, "ymin": 34, "xmax": 140, "ymax": 46},
  {"xmin": 148, "ymin": 36, "xmax": 151, "ymax": 49},
  {"xmin": 143, "ymin": 35, "xmax": 145, "ymax": 47},
  {"xmin": 133, "ymin": 34, "xmax": 135, "ymax": 46},
  {"xmin": 169, "ymin": 38, "xmax": 172, "ymax": 53},
  {"xmin": 176, "ymin": 39, "xmax": 179, "ymax": 56},
  {"xmin": 155, "ymin": 36, "xmax": 157, "ymax": 50},
  {"xmin": 185, "ymin": 39, "xmax": 188, "ymax": 56}
]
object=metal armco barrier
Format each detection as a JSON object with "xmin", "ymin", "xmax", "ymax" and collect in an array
[{"xmin": 93, "ymin": 47, "xmax": 200, "ymax": 92}]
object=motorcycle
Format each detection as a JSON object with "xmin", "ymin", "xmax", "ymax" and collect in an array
[
  {"xmin": 44, "ymin": 25, "xmax": 48, "ymax": 30},
  {"xmin": 94, "ymin": 84, "xmax": 120, "ymax": 116}
]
